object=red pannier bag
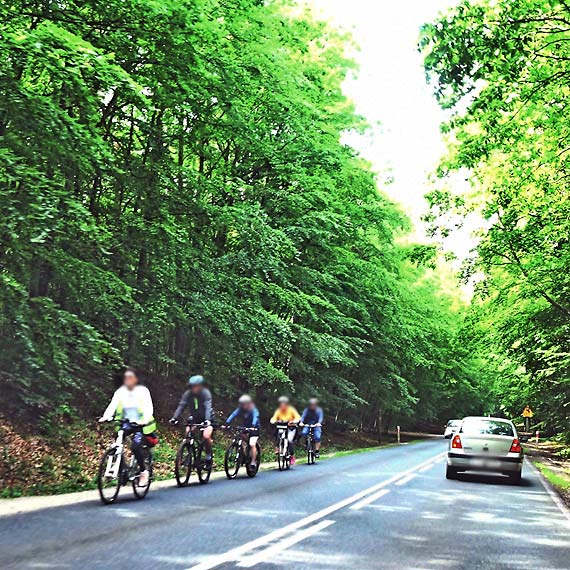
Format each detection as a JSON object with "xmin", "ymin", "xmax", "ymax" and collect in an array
[{"xmin": 145, "ymin": 434, "xmax": 159, "ymax": 447}]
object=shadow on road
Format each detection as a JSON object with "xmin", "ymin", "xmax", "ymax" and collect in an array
[{"xmin": 454, "ymin": 472, "xmax": 533, "ymax": 487}]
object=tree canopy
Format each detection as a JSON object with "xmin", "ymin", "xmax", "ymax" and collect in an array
[
  {"xmin": 0, "ymin": 0, "xmax": 489, "ymax": 429},
  {"xmin": 421, "ymin": 0, "xmax": 570, "ymax": 437}
]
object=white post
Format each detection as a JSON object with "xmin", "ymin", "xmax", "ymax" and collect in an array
[
  {"xmin": 535, "ymin": 430, "xmax": 540, "ymax": 444},
  {"xmin": 397, "ymin": 425, "xmax": 401, "ymax": 444}
]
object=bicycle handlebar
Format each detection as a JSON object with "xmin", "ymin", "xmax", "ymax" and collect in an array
[
  {"xmin": 222, "ymin": 425, "xmax": 258, "ymax": 432},
  {"xmin": 185, "ymin": 421, "xmax": 212, "ymax": 429},
  {"xmin": 98, "ymin": 419, "xmax": 149, "ymax": 427}
]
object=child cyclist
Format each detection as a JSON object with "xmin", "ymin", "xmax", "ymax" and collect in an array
[
  {"xmin": 270, "ymin": 396, "xmax": 301, "ymax": 465},
  {"xmin": 224, "ymin": 395, "xmax": 260, "ymax": 471}
]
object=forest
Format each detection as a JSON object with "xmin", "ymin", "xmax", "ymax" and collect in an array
[
  {"xmin": 421, "ymin": 0, "xmax": 570, "ymax": 439},
  {"xmin": 1, "ymin": 0, "xmax": 566, "ymax": 445}
]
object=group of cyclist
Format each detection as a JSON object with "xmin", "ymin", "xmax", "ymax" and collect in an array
[{"xmin": 99, "ymin": 367, "xmax": 324, "ymax": 487}]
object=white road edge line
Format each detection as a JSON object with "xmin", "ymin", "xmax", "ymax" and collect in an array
[
  {"xmin": 526, "ymin": 458, "xmax": 570, "ymax": 525},
  {"xmin": 187, "ymin": 450, "xmax": 446, "ymax": 570},
  {"xmin": 350, "ymin": 488, "xmax": 390, "ymax": 511},
  {"xmin": 237, "ymin": 520, "xmax": 336, "ymax": 568},
  {"xmin": 419, "ymin": 463, "xmax": 435, "ymax": 473},
  {"xmin": 395, "ymin": 473, "xmax": 417, "ymax": 486}
]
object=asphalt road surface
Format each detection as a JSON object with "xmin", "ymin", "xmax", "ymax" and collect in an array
[{"xmin": 1, "ymin": 440, "xmax": 569, "ymax": 569}]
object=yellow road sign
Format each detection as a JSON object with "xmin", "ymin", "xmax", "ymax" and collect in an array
[{"xmin": 522, "ymin": 406, "xmax": 534, "ymax": 418}]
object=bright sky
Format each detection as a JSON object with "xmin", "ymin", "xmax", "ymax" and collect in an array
[{"xmin": 309, "ymin": 0, "xmax": 459, "ymax": 240}]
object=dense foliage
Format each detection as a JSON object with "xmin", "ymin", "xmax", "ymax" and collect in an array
[
  {"xmin": 0, "ymin": 0, "xmax": 486, "ymax": 429},
  {"xmin": 421, "ymin": 0, "xmax": 570, "ymax": 437}
]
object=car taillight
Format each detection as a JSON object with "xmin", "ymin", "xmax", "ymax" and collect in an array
[
  {"xmin": 451, "ymin": 435, "xmax": 462, "ymax": 449},
  {"xmin": 510, "ymin": 438, "xmax": 522, "ymax": 453}
]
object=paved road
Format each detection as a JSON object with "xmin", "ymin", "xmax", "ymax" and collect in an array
[{"xmin": 1, "ymin": 440, "xmax": 568, "ymax": 569}]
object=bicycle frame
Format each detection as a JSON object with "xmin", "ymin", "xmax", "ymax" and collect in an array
[
  {"xmin": 303, "ymin": 424, "xmax": 320, "ymax": 464},
  {"xmin": 275, "ymin": 423, "xmax": 292, "ymax": 453},
  {"xmin": 305, "ymin": 424, "xmax": 319, "ymax": 441},
  {"xmin": 183, "ymin": 422, "xmax": 211, "ymax": 461},
  {"xmin": 184, "ymin": 422, "xmax": 208, "ymax": 441},
  {"xmin": 175, "ymin": 426, "xmax": 197, "ymax": 488},
  {"xmin": 234, "ymin": 427, "xmax": 257, "ymax": 460},
  {"xmin": 104, "ymin": 428, "xmax": 125, "ymax": 478},
  {"xmin": 103, "ymin": 421, "xmax": 147, "ymax": 480}
]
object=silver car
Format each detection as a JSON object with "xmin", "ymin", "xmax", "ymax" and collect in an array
[
  {"xmin": 446, "ymin": 416, "xmax": 525, "ymax": 484},
  {"xmin": 444, "ymin": 419, "xmax": 461, "ymax": 439}
]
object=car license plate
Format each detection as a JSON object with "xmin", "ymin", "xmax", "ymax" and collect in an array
[{"xmin": 471, "ymin": 458, "xmax": 501, "ymax": 469}]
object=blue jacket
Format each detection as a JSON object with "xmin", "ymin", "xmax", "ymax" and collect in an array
[
  {"xmin": 301, "ymin": 406, "xmax": 324, "ymax": 425},
  {"xmin": 226, "ymin": 406, "xmax": 260, "ymax": 428}
]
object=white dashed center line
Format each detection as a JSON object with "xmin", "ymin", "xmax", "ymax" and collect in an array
[
  {"xmin": 395, "ymin": 473, "xmax": 417, "ymax": 486},
  {"xmin": 237, "ymin": 519, "xmax": 336, "ymax": 567},
  {"xmin": 188, "ymin": 451, "xmax": 445, "ymax": 570},
  {"xmin": 350, "ymin": 488, "xmax": 391, "ymax": 511}
]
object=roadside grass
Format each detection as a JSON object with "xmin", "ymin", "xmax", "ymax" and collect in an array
[
  {"xmin": 525, "ymin": 445, "xmax": 570, "ymax": 509},
  {"xmin": 533, "ymin": 460, "xmax": 570, "ymax": 491}
]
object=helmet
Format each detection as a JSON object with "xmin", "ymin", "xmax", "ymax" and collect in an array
[
  {"xmin": 278, "ymin": 396, "xmax": 289, "ymax": 404},
  {"xmin": 238, "ymin": 394, "xmax": 252, "ymax": 405},
  {"xmin": 188, "ymin": 375, "xmax": 204, "ymax": 386},
  {"xmin": 309, "ymin": 397, "xmax": 319, "ymax": 406}
]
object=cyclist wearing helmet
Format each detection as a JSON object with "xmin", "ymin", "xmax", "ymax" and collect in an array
[
  {"xmin": 270, "ymin": 396, "xmax": 301, "ymax": 465},
  {"xmin": 300, "ymin": 398, "xmax": 324, "ymax": 458},
  {"xmin": 225, "ymin": 395, "xmax": 260, "ymax": 470},
  {"xmin": 169, "ymin": 375, "xmax": 214, "ymax": 466}
]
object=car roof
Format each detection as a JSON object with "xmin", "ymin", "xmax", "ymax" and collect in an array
[{"xmin": 462, "ymin": 416, "xmax": 514, "ymax": 425}]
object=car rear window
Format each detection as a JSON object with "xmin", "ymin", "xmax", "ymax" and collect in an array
[{"xmin": 461, "ymin": 420, "xmax": 514, "ymax": 437}]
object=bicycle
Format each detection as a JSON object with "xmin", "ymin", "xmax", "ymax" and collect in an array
[
  {"xmin": 303, "ymin": 424, "xmax": 321, "ymax": 465},
  {"xmin": 274, "ymin": 422, "xmax": 293, "ymax": 471},
  {"xmin": 223, "ymin": 427, "xmax": 261, "ymax": 479},
  {"xmin": 173, "ymin": 419, "xmax": 213, "ymax": 487},
  {"xmin": 97, "ymin": 420, "xmax": 154, "ymax": 505}
]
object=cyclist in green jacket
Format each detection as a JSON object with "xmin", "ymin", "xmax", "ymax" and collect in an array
[{"xmin": 99, "ymin": 367, "xmax": 156, "ymax": 487}]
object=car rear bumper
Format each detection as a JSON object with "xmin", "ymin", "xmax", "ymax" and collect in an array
[{"xmin": 447, "ymin": 453, "xmax": 523, "ymax": 473}]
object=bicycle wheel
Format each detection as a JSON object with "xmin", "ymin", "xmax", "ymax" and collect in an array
[
  {"xmin": 224, "ymin": 441, "xmax": 240, "ymax": 479},
  {"xmin": 97, "ymin": 447, "xmax": 122, "ymax": 505},
  {"xmin": 277, "ymin": 438, "xmax": 287, "ymax": 471},
  {"xmin": 307, "ymin": 437, "xmax": 315, "ymax": 465},
  {"xmin": 175, "ymin": 441, "xmax": 193, "ymax": 487},
  {"xmin": 196, "ymin": 443, "xmax": 212, "ymax": 484},
  {"xmin": 246, "ymin": 443, "xmax": 262, "ymax": 478},
  {"xmin": 132, "ymin": 447, "xmax": 153, "ymax": 499}
]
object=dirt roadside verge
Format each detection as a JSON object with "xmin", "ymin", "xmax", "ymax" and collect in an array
[
  {"xmin": 1, "ymin": 411, "xmax": 435, "ymax": 499},
  {"xmin": 0, "ymin": 438, "xmax": 430, "ymax": 516},
  {"xmin": 524, "ymin": 441, "xmax": 570, "ymax": 509}
]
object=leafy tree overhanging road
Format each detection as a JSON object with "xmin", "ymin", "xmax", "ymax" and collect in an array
[
  {"xmin": 0, "ymin": 0, "xmax": 491, "ymax": 433},
  {"xmin": 421, "ymin": 0, "xmax": 570, "ymax": 438}
]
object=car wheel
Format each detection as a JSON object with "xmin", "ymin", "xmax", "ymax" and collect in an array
[{"xmin": 446, "ymin": 465, "xmax": 458, "ymax": 480}]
